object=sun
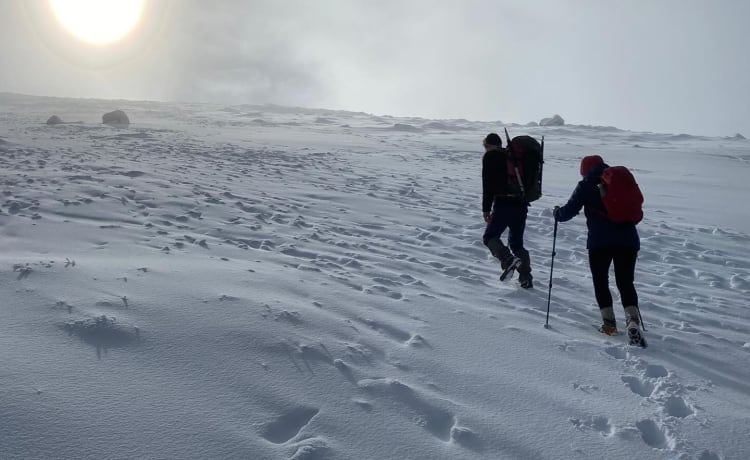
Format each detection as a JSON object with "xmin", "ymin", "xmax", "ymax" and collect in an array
[{"xmin": 49, "ymin": 0, "xmax": 145, "ymax": 46}]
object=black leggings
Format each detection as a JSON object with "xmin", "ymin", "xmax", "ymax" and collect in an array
[{"xmin": 588, "ymin": 248, "xmax": 638, "ymax": 309}]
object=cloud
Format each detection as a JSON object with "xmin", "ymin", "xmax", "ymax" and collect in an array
[
  {"xmin": 152, "ymin": 1, "xmax": 329, "ymax": 106},
  {"xmin": 1, "ymin": 0, "xmax": 749, "ymax": 136}
]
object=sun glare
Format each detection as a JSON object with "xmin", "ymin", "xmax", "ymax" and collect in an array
[{"xmin": 49, "ymin": 0, "xmax": 145, "ymax": 46}]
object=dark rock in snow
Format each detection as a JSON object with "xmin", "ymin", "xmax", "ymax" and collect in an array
[
  {"xmin": 102, "ymin": 110, "xmax": 130, "ymax": 126},
  {"xmin": 539, "ymin": 114, "xmax": 565, "ymax": 126}
]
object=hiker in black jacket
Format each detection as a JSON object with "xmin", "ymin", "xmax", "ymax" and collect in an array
[
  {"xmin": 554, "ymin": 155, "xmax": 642, "ymax": 337},
  {"xmin": 482, "ymin": 133, "xmax": 533, "ymax": 288}
]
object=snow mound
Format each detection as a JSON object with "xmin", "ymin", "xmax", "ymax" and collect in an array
[
  {"xmin": 102, "ymin": 110, "xmax": 130, "ymax": 126},
  {"xmin": 252, "ymin": 118, "xmax": 276, "ymax": 127},
  {"xmin": 314, "ymin": 117, "xmax": 336, "ymax": 124},
  {"xmin": 423, "ymin": 121, "xmax": 468, "ymax": 131},
  {"xmin": 389, "ymin": 123, "xmax": 422, "ymax": 132},
  {"xmin": 540, "ymin": 114, "xmax": 565, "ymax": 126}
]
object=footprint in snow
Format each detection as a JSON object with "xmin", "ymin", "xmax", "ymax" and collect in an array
[
  {"xmin": 61, "ymin": 315, "xmax": 140, "ymax": 358},
  {"xmin": 405, "ymin": 334, "xmax": 431, "ymax": 348},
  {"xmin": 288, "ymin": 437, "xmax": 332, "ymax": 460},
  {"xmin": 698, "ymin": 450, "xmax": 723, "ymax": 460},
  {"xmin": 258, "ymin": 406, "xmax": 319, "ymax": 444},
  {"xmin": 364, "ymin": 284, "xmax": 404, "ymax": 300},
  {"xmin": 635, "ymin": 419, "xmax": 675, "ymax": 450},
  {"xmin": 450, "ymin": 425, "xmax": 484, "ymax": 452},
  {"xmin": 570, "ymin": 415, "xmax": 615, "ymax": 437},
  {"xmin": 661, "ymin": 395, "xmax": 695, "ymax": 418},
  {"xmin": 358, "ymin": 317, "xmax": 411, "ymax": 344},
  {"xmin": 357, "ymin": 378, "xmax": 456, "ymax": 442},
  {"xmin": 333, "ymin": 359, "xmax": 357, "ymax": 384},
  {"xmin": 621, "ymin": 375, "xmax": 656, "ymax": 398},
  {"xmin": 604, "ymin": 346, "xmax": 627, "ymax": 360},
  {"xmin": 644, "ymin": 364, "xmax": 669, "ymax": 378}
]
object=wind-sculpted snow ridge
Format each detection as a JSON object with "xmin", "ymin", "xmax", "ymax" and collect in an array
[{"xmin": 1, "ymin": 94, "xmax": 748, "ymax": 460}]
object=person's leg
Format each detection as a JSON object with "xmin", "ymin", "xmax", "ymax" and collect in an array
[
  {"xmin": 589, "ymin": 248, "xmax": 616, "ymax": 328},
  {"xmin": 483, "ymin": 208, "xmax": 513, "ymax": 268},
  {"xmin": 508, "ymin": 206, "xmax": 532, "ymax": 287},
  {"xmin": 613, "ymin": 248, "xmax": 639, "ymax": 324},
  {"xmin": 613, "ymin": 248, "xmax": 645, "ymax": 344}
]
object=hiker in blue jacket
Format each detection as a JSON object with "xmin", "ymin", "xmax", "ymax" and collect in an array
[{"xmin": 554, "ymin": 155, "xmax": 642, "ymax": 337}]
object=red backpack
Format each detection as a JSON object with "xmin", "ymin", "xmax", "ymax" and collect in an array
[{"xmin": 598, "ymin": 166, "xmax": 644, "ymax": 224}]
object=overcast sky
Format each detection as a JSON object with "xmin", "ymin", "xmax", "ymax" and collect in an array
[{"xmin": 1, "ymin": 0, "xmax": 748, "ymax": 136}]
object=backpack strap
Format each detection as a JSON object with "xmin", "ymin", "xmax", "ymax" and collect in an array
[{"xmin": 582, "ymin": 175, "xmax": 609, "ymax": 220}]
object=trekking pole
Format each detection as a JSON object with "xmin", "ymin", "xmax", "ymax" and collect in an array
[{"xmin": 544, "ymin": 218, "xmax": 558, "ymax": 329}]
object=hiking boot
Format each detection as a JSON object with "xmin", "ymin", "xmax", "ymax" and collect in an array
[
  {"xmin": 600, "ymin": 307, "xmax": 616, "ymax": 330},
  {"xmin": 499, "ymin": 257, "xmax": 521, "ymax": 281},
  {"xmin": 624, "ymin": 307, "xmax": 640, "ymax": 325},
  {"xmin": 518, "ymin": 273, "xmax": 533, "ymax": 289},
  {"xmin": 500, "ymin": 255, "xmax": 516, "ymax": 271},
  {"xmin": 626, "ymin": 319, "xmax": 645, "ymax": 346},
  {"xmin": 598, "ymin": 324, "xmax": 618, "ymax": 335}
]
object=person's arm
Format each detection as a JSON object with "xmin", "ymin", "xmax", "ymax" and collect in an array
[
  {"xmin": 482, "ymin": 154, "xmax": 494, "ymax": 213},
  {"xmin": 555, "ymin": 181, "xmax": 587, "ymax": 222}
]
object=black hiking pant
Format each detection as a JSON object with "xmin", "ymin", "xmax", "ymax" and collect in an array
[
  {"xmin": 588, "ymin": 247, "xmax": 638, "ymax": 309},
  {"xmin": 483, "ymin": 203, "xmax": 531, "ymax": 277}
]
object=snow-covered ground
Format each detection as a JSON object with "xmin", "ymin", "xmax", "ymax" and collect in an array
[{"xmin": 1, "ymin": 93, "xmax": 748, "ymax": 460}]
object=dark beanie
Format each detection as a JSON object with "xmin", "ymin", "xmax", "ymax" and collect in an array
[
  {"xmin": 484, "ymin": 133, "xmax": 502, "ymax": 147},
  {"xmin": 580, "ymin": 155, "xmax": 604, "ymax": 176}
]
